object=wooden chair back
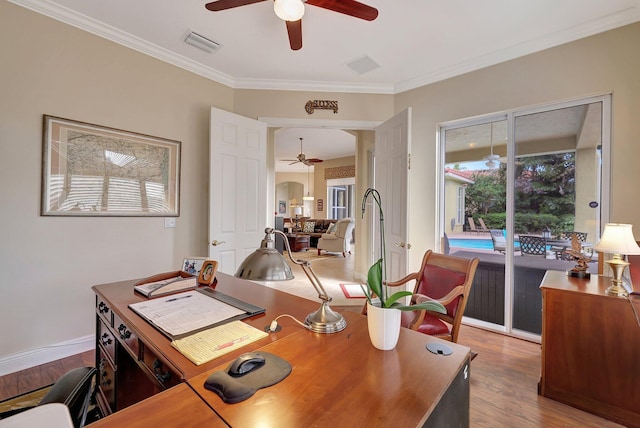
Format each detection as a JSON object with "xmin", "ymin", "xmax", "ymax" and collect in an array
[{"xmin": 383, "ymin": 250, "xmax": 479, "ymax": 343}]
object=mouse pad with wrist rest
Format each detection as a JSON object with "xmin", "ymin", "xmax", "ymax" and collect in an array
[{"xmin": 204, "ymin": 352, "xmax": 292, "ymax": 403}]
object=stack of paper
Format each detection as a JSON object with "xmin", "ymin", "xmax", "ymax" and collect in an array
[{"xmin": 171, "ymin": 321, "xmax": 268, "ymax": 365}]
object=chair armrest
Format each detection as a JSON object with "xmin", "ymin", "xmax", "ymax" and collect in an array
[
  {"xmin": 384, "ymin": 272, "xmax": 418, "ymax": 287},
  {"xmin": 320, "ymin": 233, "xmax": 337, "ymax": 239}
]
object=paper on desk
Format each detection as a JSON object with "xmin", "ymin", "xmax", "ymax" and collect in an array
[
  {"xmin": 171, "ymin": 320, "xmax": 268, "ymax": 365},
  {"xmin": 129, "ymin": 290, "xmax": 246, "ymax": 337}
]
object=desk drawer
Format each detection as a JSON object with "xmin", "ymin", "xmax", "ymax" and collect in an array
[
  {"xmin": 97, "ymin": 319, "xmax": 116, "ymax": 364},
  {"xmin": 98, "ymin": 347, "xmax": 116, "ymax": 412},
  {"xmin": 96, "ymin": 296, "xmax": 113, "ymax": 326},
  {"xmin": 113, "ymin": 313, "xmax": 140, "ymax": 358},
  {"xmin": 140, "ymin": 343, "xmax": 180, "ymax": 390}
]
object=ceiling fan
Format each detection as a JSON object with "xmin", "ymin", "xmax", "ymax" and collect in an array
[
  {"xmin": 284, "ymin": 137, "xmax": 324, "ymax": 166},
  {"xmin": 204, "ymin": 0, "xmax": 378, "ymax": 50}
]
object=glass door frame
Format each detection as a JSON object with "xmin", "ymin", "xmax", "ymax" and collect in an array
[{"xmin": 437, "ymin": 94, "xmax": 611, "ymax": 341}]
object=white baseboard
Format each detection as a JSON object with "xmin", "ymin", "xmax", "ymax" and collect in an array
[{"xmin": 0, "ymin": 335, "xmax": 94, "ymax": 376}]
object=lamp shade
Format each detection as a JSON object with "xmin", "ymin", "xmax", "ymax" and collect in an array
[
  {"xmin": 594, "ymin": 223, "xmax": 640, "ymax": 255},
  {"xmin": 235, "ymin": 233, "xmax": 293, "ymax": 281},
  {"xmin": 273, "ymin": 0, "xmax": 304, "ymax": 21},
  {"xmin": 293, "ymin": 207, "xmax": 302, "ymax": 216}
]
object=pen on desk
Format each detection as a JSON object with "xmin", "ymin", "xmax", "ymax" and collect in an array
[
  {"xmin": 166, "ymin": 295, "xmax": 192, "ymax": 302},
  {"xmin": 215, "ymin": 335, "xmax": 250, "ymax": 351}
]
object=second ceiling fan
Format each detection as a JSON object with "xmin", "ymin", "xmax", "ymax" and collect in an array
[
  {"xmin": 284, "ymin": 137, "xmax": 324, "ymax": 166},
  {"xmin": 204, "ymin": 0, "xmax": 378, "ymax": 50}
]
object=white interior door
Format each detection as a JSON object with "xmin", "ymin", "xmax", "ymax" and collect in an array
[
  {"xmin": 374, "ymin": 108, "xmax": 411, "ymax": 282},
  {"xmin": 209, "ymin": 107, "xmax": 267, "ymax": 275}
]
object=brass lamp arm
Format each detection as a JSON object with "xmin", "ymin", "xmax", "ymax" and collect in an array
[{"xmin": 270, "ymin": 228, "xmax": 332, "ymax": 303}]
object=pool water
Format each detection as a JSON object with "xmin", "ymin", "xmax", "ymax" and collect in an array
[
  {"xmin": 449, "ymin": 239, "xmax": 493, "ymax": 250},
  {"xmin": 449, "ymin": 238, "xmax": 521, "ymax": 250}
]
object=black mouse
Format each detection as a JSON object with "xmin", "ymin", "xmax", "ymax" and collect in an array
[{"xmin": 228, "ymin": 352, "xmax": 266, "ymax": 376}]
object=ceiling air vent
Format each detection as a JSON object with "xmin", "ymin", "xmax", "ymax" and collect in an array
[
  {"xmin": 184, "ymin": 31, "xmax": 221, "ymax": 53},
  {"xmin": 346, "ymin": 55, "xmax": 380, "ymax": 75}
]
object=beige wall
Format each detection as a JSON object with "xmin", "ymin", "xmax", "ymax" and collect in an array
[
  {"xmin": 3, "ymin": 0, "xmax": 640, "ymax": 368},
  {"xmin": 0, "ymin": 2, "xmax": 234, "ymax": 363},
  {"xmin": 395, "ymin": 22, "xmax": 640, "ymax": 270}
]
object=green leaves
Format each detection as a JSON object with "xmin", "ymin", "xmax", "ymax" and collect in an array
[
  {"xmin": 364, "ymin": 257, "xmax": 446, "ymax": 313},
  {"xmin": 366, "ymin": 258, "xmax": 383, "ymax": 303}
]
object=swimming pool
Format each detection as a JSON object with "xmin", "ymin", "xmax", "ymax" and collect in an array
[
  {"xmin": 449, "ymin": 238, "xmax": 494, "ymax": 250},
  {"xmin": 449, "ymin": 238, "xmax": 521, "ymax": 250}
]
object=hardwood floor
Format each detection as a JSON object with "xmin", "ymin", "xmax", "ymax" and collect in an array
[{"xmin": 0, "ymin": 350, "xmax": 94, "ymax": 401}]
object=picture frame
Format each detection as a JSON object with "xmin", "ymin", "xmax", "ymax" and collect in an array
[
  {"xmin": 182, "ymin": 257, "xmax": 208, "ymax": 275},
  {"xmin": 41, "ymin": 115, "xmax": 181, "ymax": 216},
  {"xmin": 197, "ymin": 260, "xmax": 219, "ymax": 286},
  {"xmin": 278, "ymin": 200, "xmax": 286, "ymax": 214}
]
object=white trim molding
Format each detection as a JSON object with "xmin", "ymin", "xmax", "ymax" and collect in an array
[{"xmin": 0, "ymin": 335, "xmax": 94, "ymax": 376}]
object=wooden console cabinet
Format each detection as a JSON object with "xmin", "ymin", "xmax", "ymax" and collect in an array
[{"xmin": 539, "ymin": 270, "xmax": 640, "ymax": 427}]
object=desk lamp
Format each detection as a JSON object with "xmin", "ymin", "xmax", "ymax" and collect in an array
[
  {"xmin": 235, "ymin": 228, "xmax": 347, "ymax": 333},
  {"xmin": 594, "ymin": 223, "xmax": 640, "ymax": 296}
]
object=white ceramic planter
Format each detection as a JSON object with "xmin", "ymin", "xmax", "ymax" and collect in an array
[{"xmin": 366, "ymin": 302, "xmax": 402, "ymax": 350}]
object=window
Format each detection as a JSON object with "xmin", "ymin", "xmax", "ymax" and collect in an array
[{"xmin": 327, "ymin": 178, "xmax": 355, "ymax": 220}]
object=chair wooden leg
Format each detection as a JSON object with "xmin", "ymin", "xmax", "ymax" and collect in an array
[{"xmin": 318, "ymin": 249, "xmax": 321, "ymax": 256}]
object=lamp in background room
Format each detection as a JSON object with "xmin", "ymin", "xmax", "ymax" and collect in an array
[
  {"xmin": 594, "ymin": 223, "xmax": 640, "ymax": 296},
  {"xmin": 293, "ymin": 206, "xmax": 302, "ymax": 231},
  {"xmin": 303, "ymin": 166, "xmax": 314, "ymax": 201},
  {"xmin": 235, "ymin": 228, "xmax": 346, "ymax": 333}
]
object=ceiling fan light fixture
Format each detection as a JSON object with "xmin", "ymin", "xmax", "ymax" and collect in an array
[
  {"xmin": 485, "ymin": 157, "xmax": 500, "ymax": 169},
  {"xmin": 274, "ymin": 0, "xmax": 305, "ymax": 21}
]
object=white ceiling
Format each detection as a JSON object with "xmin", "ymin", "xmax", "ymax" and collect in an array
[
  {"xmin": 275, "ymin": 128, "xmax": 356, "ymax": 172},
  {"xmin": 12, "ymin": 0, "xmax": 640, "ymax": 94},
  {"xmin": 11, "ymin": 0, "xmax": 640, "ymax": 167}
]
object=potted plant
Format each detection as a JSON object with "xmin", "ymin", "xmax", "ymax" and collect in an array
[{"xmin": 361, "ymin": 188, "xmax": 446, "ymax": 350}]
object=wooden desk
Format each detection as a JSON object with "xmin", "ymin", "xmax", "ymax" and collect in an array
[
  {"xmin": 92, "ymin": 272, "xmax": 320, "ymax": 415},
  {"xmin": 89, "ymin": 384, "xmax": 226, "ymax": 428},
  {"xmin": 189, "ymin": 312, "xmax": 471, "ymax": 427},
  {"xmin": 539, "ymin": 270, "xmax": 640, "ymax": 427},
  {"xmin": 92, "ymin": 273, "xmax": 471, "ymax": 427}
]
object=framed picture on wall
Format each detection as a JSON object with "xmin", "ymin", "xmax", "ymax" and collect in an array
[
  {"xmin": 278, "ymin": 200, "xmax": 286, "ymax": 214},
  {"xmin": 317, "ymin": 199, "xmax": 323, "ymax": 212},
  {"xmin": 41, "ymin": 115, "xmax": 181, "ymax": 216}
]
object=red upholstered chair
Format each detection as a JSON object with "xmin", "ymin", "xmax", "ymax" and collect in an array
[{"xmin": 385, "ymin": 250, "xmax": 479, "ymax": 343}]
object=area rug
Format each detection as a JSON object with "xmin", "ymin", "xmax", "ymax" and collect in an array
[
  {"xmin": 339, "ymin": 283, "xmax": 367, "ymax": 299},
  {"xmin": 285, "ymin": 250, "xmax": 344, "ymax": 264},
  {"xmin": 0, "ymin": 385, "xmax": 51, "ymax": 413}
]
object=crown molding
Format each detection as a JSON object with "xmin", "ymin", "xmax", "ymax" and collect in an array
[
  {"xmin": 10, "ymin": 0, "xmax": 640, "ymax": 95},
  {"xmin": 394, "ymin": 5, "xmax": 640, "ymax": 94}
]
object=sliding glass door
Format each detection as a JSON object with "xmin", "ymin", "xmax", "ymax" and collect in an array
[{"xmin": 440, "ymin": 95, "xmax": 610, "ymax": 340}]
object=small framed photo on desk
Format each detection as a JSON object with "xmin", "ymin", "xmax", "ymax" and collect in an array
[
  {"xmin": 198, "ymin": 260, "xmax": 218, "ymax": 286},
  {"xmin": 182, "ymin": 257, "xmax": 207, "ymax": 275}
]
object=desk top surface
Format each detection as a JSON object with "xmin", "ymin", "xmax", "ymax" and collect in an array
[
  {"xmin": 93, "ymin": 272, "xmax": 322, "ymax": 380},
  {"xmin": 189, "ymin": 311, "xmax": 470, "ymax": 427},
  {"xmin": 93, "ymin": 272, "xmax": 471, "ymax": 427}
]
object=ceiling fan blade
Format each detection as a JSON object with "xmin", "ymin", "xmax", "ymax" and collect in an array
[
  {"xmin": 306, "ymin": 0, "xmax": 378, "ymax": 21},
  {"xmin": 205, "ymin": 0, "xmax": 267, "ymax": 12},
  {"xmin": 286, "ymin": 20, "xmax": 303, "ymax": 50},
  {"xmin": 306, "ymin": 158, "xmax": 323, "ymax": 163}
]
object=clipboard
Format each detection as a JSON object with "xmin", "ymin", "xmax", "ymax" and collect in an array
[{"xmin": 129, "ymin": 288, "xmax": 265, "ymax": 340}]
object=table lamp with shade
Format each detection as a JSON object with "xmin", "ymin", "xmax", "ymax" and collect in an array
[
  {"xmin": 235, "ymin": 228, "xmax": 347, "ymax": 333},
  {"xmin": 593, "ymin": 223, "xmax": 640, "ymax": 296}
]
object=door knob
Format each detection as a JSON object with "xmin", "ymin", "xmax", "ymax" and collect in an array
[
  {"xmin": 395, "ymin": 242, "xmax": 405, "ymax": 248},
  {"xmin": 211, "ymin": 240, "xmax": 226, "ymax": 246}
]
